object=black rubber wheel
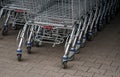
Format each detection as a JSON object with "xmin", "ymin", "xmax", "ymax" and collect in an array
[
  {"xmin": 27, "ymin": 47, "xmax": 31, "ymax": 54},
  {"xmin": 93, "ymin": 30, "xmax": 98, "ymax": 37},
  {"xmin": 87, "ymin": 34, "xmax": 94, "ymax": 41},
  {"xmin": 35, "ymin": 42, "xmax": 40, "ymax": 47},
  {"xmin": 75, "ymin": 45, "xmax": 81, "ymax": 54},
  {"xmin": 97, "ymin": 25, "xmax": 104, "ymax": 31},
  {"xmin": 81, "ymin": 43, "xmax": 85, "ymax": 48},
  {"xmin": 12, "ymin": 26, "xmax": 17, "ymax": 30},
  {"xmin": 17, "ymin": 54, "xmax": 22, "ymax": 61},
  {"xmin": 62, "ymin": 61, "xmax": 67, "ymax": 69}
]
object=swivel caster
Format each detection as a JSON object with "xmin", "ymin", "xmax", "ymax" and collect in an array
[
  {"xmin": 12, "ymin": 26, "xmax": 18, "ymax": 30},
  {"xmin": 87, "ymin": 34, "xmax": 94, "ymax": 41},
  {"xmin": 80, "ymin": 43, "xmax": 85, "ymax": 48},
  {"xmin": 27, "ymin": 47, "xmax": 31, "ymax": 54},
  {"xmin": 17, "ymin": 54, "xmax": 22, "ymax": 61},
  {"xmin": 34, "ymin": 42, "xmax": 40, "ymax": 47},
  {"xmin": 62, "ymin": 61, "xmax": 68, "ymax": 69},
  {"xmin": 98, "ymin": 25, "xmax": 104, "ymax": 31}
]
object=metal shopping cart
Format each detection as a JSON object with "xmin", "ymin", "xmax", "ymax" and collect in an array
[
  {"xmin": 16, "ymin": 0, "xmax": 97, "ymax": 68},
  {"xmin": 16, "ymin": 0, "xmax": 120, "ymax": 69},
  {"xmin": 0, "ymin": 0, "xmax": 28, "ymax": 35}
]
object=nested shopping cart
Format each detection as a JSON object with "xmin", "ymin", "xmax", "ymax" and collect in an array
[
  {"xmin": 16, "ymin": 0, "xmax": 97, "ymax": 68},
  {"xmin": 86, "ymin": 0, "xmax": 119, "ymax": 41},
  {"xmin": 0, "ymin": 0, "xmax": 28, "ymax": 35},
  {"xmin": 16, "ymin": 0, "xmax": 120, "ymax": 68}
]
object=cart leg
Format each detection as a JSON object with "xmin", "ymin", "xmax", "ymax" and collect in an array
[
  {"xmin": 0, "ymin": 8, "xmax": 4, "ymax": 19},
  {"xmin": 87, "ymin": 7, "xmax": 99, "ymax": 41},
  {"xmin": 26, "ymin": 25, "xmax": 34, "ymax": 54},
  {"xmin": 81, "ymin": 34, "xmax": 86, "ymax": 48},
  {"xmin": 67, "ymin": 22, "xmax": 82, "ymax": 59},
  {"xmin": 75, "ymin": 41, "xmax": 81, "ymax": 53},
  {"xmin": 2, "ymin": 10, "xmax": 11, "ymax": 35},
  {"xmin": 16, "ymin": 23, "xmax": 28, "ymax": 61},
  {"xmin": 62, "ymin": 23, "xmax": 77, "ymax": 69},
  {"xmin": 81, "ymin": 12, "xmax": 93, "ymax": 46},
  {"xmin": 12, "ymin": 12, "xmax": 18, "ymax": 30}
]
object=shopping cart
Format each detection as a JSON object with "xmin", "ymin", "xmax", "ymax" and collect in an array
[
  {"xmin": 16, "ymin": 0, "xmax": 97, "ymax": 68},
  {"xmin": 0, "ymin": 0, "xmax": 28, "ymax": 35},
  {"xmin": 16, "ymin": 0, "xmax": 120, "ymax": 69}
]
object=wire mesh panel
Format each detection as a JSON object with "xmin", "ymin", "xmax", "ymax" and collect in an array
[
  {"xmin": 1, "ymin": 0, "xmax": 24, "ymax": 10},
  {"xmin": 20, "ymin": 0, "xmax": 89, "ymax": 26}
]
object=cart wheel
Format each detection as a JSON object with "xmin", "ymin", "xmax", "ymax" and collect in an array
[
  {"xmin": 62, "ymin": 61, "xmax": 67, "ymax": 69},
  {"xmin": 17, "ymin": 54, "xmax": 22, "ymax": 61},
  {"xmin": 98, "ymin": 25, "xmax": 104, "ymax": 31},
  {"xmin": 27, "ymin": 47, "xmax": 31, "ymax": 54},
  {"xmin": 87, "ymin": 34, "xmax": 94, "ymax": 41},
  {"xmin": 80, "ymin": 43, "xmax": 85, "ymax": 48},
  {"xmin": 35, "ymin": 42, "xmax": 40, "ymax": 47},
  {"xmin": 1, "ymin": 26, "xmax": 8, "ymax": 35},
  {"xmin": 12, "ymin": 26, "xmax": 17, "ymax": 30},
  {"xmin": 93, "ymin": 31, "xmax": 98, "ymax": 37}
]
